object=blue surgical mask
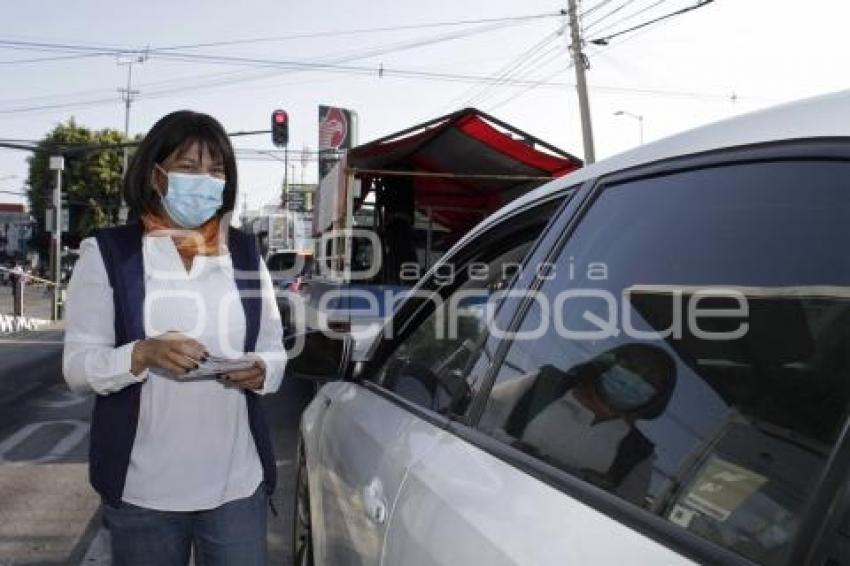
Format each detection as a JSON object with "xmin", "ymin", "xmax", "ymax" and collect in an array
[
  {"xmin": 157, "ymin": 167, "xmax": 225, "ymax": 228},
  {"xmin": 597, "ymin": 366, "xmax": 657, "ymax": 412}
]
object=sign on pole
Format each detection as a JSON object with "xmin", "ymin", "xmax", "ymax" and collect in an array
[
  {"xmin": 318, "ymin": 105, "xmax": 357, "ymax": 183},
  {"xmin": 45, "ymin": 209, "xmax": 69, "ymax": 233},
  {"xmin": 49, "ymin": 156, "xmax": 65, "ymax": 171}
]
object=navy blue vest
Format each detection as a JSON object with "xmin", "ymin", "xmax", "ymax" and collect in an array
[{"xmin": 91, "ymin": 222, "xmax": 276, "ymax": 506}]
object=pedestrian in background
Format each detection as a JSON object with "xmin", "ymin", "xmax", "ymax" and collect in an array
[{"xmin": 63, "ymin": 110, "xmax": 286, "ymax": 566}]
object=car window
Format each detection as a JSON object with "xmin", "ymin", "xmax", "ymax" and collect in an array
[
  {"xmin": 477, "ymin": 160, "xmax": 850, "ymax": 566},
  {"xmin": 372, "ymin": 199, "xmax": 565, "ymax": 415}
]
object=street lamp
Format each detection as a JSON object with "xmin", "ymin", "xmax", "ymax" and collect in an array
[{"xmin": 614, "ymin": 110, "xmax": 644, "ymax": 145}]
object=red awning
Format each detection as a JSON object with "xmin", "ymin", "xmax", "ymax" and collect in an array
[{"xmin": 346, "ymin": 108, "xmax": 582, "ymax": 237}]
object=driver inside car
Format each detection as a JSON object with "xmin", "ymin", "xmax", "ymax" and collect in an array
[{"xmin": 499, "ymin": 343, "xmax": 677, "ymax": 506}]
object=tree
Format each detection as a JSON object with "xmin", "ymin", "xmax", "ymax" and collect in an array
[{"xmin": 27, "ymin": 119, "xmax": 129, "ymax": 258}]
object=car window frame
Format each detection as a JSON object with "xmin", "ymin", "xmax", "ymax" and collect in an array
[
  {"xmin": 356, "ymin": 188, "xmax": 577, "ymax": 418},
  {"xmin": 449, "ymin": 138, "xmax": 850, "ymax": 566}
]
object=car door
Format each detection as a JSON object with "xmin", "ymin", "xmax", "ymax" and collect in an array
[
  {"xmin": 383, "ymin": 142, "xmax": 850, "ymax": 565},
  {"xmin": 310, "ymin": 380, "xmax": 447, "ymax": 565},
  {"xmin": 311, "ymin": 194, "xmax": 570, "ymax": 565}
]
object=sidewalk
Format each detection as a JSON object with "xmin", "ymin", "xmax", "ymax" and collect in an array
[{"xmin": 0, "ymin": 284, "xmax": 53, "ymax": 322}]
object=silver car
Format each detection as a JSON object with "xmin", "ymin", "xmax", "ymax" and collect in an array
[{"xmin": 289, "ymin": 92, "xmax": 850, "ymax": 566}]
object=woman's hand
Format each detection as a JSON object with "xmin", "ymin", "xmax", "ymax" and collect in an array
[
  {"xmin": 131, "ymin": 332, "xmax": 208, "ymax": 377},
  {"xmin": 220, "ymin": 358, "xmax": 266, "ymax": 391}
]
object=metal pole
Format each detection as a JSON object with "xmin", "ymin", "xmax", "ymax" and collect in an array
[
  {"xmin": 118, "ymin": 55, "xmax": 144, "ymax": 223},
  {"xmin": 567, "ymin": 0, "xmax": 595, "ymax": 164},
  {"xmin": 12, "ymin": 270, "xmax": 23, "ymax": 317},
  {"xmin": 283, "ymin": 146, "xmax": 289, "ymax": 209},
  {"xmin": 614, "ymin": 110, "xmax": 644, "ymax": 145},
  {"xmin": 53, "ymin": 167, "xmax": 62, "ymax": 321},
  {"xmin": 426, "ymin": 207, "xmax": 433, "ymax": 271},
  {"xmin": 122, "ymin": 62, "xmax": 132, "ymax": 184}
]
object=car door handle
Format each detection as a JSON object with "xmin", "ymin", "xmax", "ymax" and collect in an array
[{"xmin": 363, "ymin": 480, "xmax": 388, "ymax": 525}]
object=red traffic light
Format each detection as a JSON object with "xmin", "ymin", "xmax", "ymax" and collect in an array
[{"xmin": 271, "ymin": 109, "xmax": 289, "ymax": 147}]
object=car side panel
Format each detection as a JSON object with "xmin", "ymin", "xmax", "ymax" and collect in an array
[
  {"xmin": 300, "ymin": 382, "xmax": 335, "ymax": 566},
  {"xmin": 383, "ymin": 429, "xmax": 695, "ymax": 566},
  {"xmin": 311, "ymin": 381, "xmax": 444, "ymax": 565}
]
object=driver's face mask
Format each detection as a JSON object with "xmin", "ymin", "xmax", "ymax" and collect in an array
[{"xmin": 597, "ymin": 365, "xmax": 657, "ymax": 412}]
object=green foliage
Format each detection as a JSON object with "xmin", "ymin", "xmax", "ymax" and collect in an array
[{"xmin": 27, "ymin": 119, "xmax": 131, "ymax": 256}]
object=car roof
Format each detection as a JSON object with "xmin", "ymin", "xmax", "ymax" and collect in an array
[{"xmin": 462, "ymin": 89, "xmax": 850, "ymax": 245}]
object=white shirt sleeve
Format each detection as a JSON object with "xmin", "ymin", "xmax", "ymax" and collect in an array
[
  {"xmin": 62, "ymin": 237, "xmax": 148, "ymax": 395},
  {"xmin": 253, "ymin": 257, "xmax": 287, "ymax": 395}
]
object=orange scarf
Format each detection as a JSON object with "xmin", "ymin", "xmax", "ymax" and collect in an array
[{"xmin": 141, "ymin": 213, "xmax": 224, "ymax": 262}]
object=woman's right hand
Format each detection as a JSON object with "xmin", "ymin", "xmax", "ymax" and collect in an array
[{"xmin": 130, "ymin": 332, "xmax": 209, "ymax": 377}]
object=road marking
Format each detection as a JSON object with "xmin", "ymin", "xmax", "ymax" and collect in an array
[
  {"xmin": 0, "ymin": 420, "xmax": 90, "ymax": 465},
  {"xmin": 30, "ymin": 388, "xmax": 88, "ymax": 408}
]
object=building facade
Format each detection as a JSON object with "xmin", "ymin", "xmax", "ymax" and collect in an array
[{"xmin": 0, "ymin": 203, "xmax": 34, "ymax": 258}]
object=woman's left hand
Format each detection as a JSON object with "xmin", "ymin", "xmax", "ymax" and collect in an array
[{"xmin": 220, "ymin": 359, "xmax": 266, "ymax": 391}]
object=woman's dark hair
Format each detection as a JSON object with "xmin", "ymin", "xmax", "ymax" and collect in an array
[{"xmin": 123, "ymin": 110, "xmax": 237, "ymax": 219}]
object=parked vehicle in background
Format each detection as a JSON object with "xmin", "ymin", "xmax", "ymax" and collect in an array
[
  {"xmin": 267, "ymin": 249, "xmax": 313, "ymax": 290},
  {"xmin": 289, "ymin": 92, "xmax": 850, "ymax": 566},
  {"xmin": 267, "ymin": 249, "xmax": 313, "ymax": 338}
]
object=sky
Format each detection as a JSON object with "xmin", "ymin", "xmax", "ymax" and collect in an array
[{"xmin": 1, "ymin": 0, "xmax": 849, "ymax": 218}]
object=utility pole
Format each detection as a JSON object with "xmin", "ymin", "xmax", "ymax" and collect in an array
[
  {"xmin": 567, "ymin": 0, "xmax": 596, "ymax": 164},
  {"xmin": 48, "ymin": 156, "xmax": 64, "ymax": 321},
  {"xmin": 118, "ymin": 53, "xmax": 146, "ymax": 222}
]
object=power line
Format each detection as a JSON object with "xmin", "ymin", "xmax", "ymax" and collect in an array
[
  {"xmin": 586, "ymin": 0, "xmax": 668, "ymax": 35},
  {"xmin": 590, "ymin": 0, "xmax": 714, "ymax": 45},
  {"xmin": 583, "ymin": 0, "xmax": 642, "ymax": 31},
  {"xmin": 153, "ymin": 12, "xmax": 562, "ymax": 48},
  {"xmin": 0, "ymin": 64, "xmax": 757, "ymax": 117},
  {"xmin": 580, "ymin": 0, "xmax": 618, "ymax": 18},
  {"xmin": 0, "ymin": 21, "xmax": 530, "ymax": 115},
  {"xmin": 486, "ymin": 55, "xmax": 574, "ymax": 112},
  {"xmin": 458, "ymin": 30, "xmax": 564, "ymax": 110},
  {"xmin": 0, "ymin": 52, "xmax": 110, "ymax": 65},
  {"xmin": 0, "ymin": 12, "xmax": 562, "ymax": 64},
  {"xmin": 475, "ymin": 43, "xmax": 569, "ymax": 109},
  {"xmin": 0, "ymin": 26, "xmax": 757, "ymax": 119}
]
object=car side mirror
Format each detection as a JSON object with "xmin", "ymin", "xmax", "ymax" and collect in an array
[{"xmin": 285, "ymin": 330, "xmax": 353, "ymax": 382}]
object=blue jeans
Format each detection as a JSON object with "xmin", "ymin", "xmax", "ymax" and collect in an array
[{"xmin": 103, "ymin": 484, "xmax": 268, "ymax": 566}]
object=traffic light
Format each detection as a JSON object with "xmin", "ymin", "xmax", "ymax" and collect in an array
[{"xmin": 271, "ymin": 110, "xmax": 289, "ymax": 147}]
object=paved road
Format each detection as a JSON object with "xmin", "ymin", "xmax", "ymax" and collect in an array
[{"xmin": 0, "ymin": 329, "xmax": 315, "ymax": 565}]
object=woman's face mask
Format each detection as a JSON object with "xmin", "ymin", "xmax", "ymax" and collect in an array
[
  {"xmin": 597, "ymin": 366, "xmax": 657, "ymax": 413},
  {"xmin": 156, "ymin": 165, "xmax": 225, "ymax": 229}
]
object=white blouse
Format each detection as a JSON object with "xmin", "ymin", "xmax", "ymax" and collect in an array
[{"xmin": 63, "ymin": 234, "xmax": 286, "ymax": 511}]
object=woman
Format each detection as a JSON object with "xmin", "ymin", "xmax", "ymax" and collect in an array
[{"xmin": 63, "ymin": 110, "xmax": 286, "ymax": 565}]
